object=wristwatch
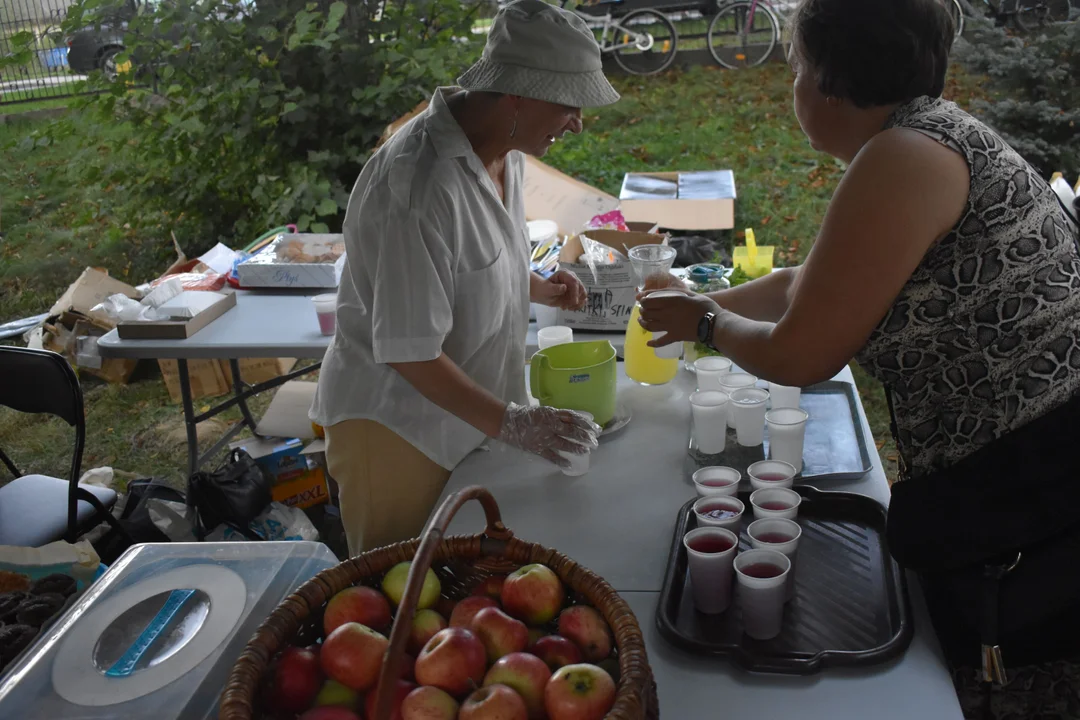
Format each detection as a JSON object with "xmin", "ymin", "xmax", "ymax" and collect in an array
[{"xmin": 697, "ymin": 311, "xmax": 717, "ymax": 350}]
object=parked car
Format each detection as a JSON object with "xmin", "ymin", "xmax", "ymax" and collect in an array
[{"xmin": 65, "ymin": 0, "xmax": 139, "ymax": 77}]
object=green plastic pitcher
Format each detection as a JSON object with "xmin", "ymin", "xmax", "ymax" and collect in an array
[{"xmin": 529, "ymin": 340, "xmax": 617, "ymax": 427}]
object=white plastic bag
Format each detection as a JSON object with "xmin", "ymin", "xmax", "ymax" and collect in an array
[
  {"xmin": 204, "ymin": 502, "xmax": 319, "ymax": 543},
  {"xmin": 89, "ymin": 293, "xmax": 162, "ymax": 323}
]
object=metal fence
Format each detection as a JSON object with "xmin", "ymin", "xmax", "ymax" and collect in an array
[{"xmin": 0, "ymin": 0, "xmax": 84, "ymax": 105}]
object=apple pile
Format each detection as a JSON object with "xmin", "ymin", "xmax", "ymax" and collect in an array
[{"xmin": 265, "ymin": 562, "xmax": 619, "ymax": 720}]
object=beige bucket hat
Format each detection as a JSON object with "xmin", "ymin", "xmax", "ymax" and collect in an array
[{"xmin": 458, "ymin": 0, "xmax": 620, "ymax": 108}]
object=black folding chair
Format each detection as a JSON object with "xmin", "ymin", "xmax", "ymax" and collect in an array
[{"xmin": 0, "ymin": 346, "xmax": 132, "ymax": 547}]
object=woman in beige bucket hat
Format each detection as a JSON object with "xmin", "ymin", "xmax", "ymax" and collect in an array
[{"xmin": 310, "ymin": 0, "xmax": 620, "ymax": 555}]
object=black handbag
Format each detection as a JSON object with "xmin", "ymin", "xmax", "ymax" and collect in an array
[
  {"xmin": 187, "ymin": 448, "xmax": 272, "ymax": 541},
  {"xmin": 886, "ymin": 391, "xmax": 1080, "ymax": 676}
]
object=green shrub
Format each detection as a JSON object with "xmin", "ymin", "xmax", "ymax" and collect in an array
[
  {"xmin": 952, "ymin": 18, "xmax": 1080, "ymax": 178},
  {"xmin": 55, "ymin": 0, "xmax": 485, "ymax": 251}
]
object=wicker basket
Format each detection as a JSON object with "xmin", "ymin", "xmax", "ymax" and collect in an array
[{"xmin": 219, "ymin": 485, "xmax": 659, "ymax": 720}]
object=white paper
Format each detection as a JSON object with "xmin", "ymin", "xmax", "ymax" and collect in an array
[
  {"xmin": 157, "ymin": 290, "xmax": 227, "ymax": 320},
  {"xmin": 197, "ymin": 242, "xmax": 241, "ymax": 275}
]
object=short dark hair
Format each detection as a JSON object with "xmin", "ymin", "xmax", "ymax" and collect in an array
[{"xmin": 791, "ymin": 0, "xmax": 954, "ymax": 109}]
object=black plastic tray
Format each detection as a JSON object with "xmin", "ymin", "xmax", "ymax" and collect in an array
[
  {"xmin": 656, "ymin": 487, "xmax": 914, "ymax": 674},
  {"xmin": 688, "ymin": 380, "xmax": 874, "ymax": 482}
]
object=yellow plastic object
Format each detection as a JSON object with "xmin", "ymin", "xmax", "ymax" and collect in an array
[
  {"xmin": 624, "ymin": 305, "xmax": 679, "ymax": 386},
  {"xmin": 311, "ymin": 421, "xmax": 325, "ymax": 440},
  {"xmin": 732, "ymin": 228, "xmax": 774, "ymax": 279}
]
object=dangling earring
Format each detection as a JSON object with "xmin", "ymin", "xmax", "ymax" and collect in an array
[
  {"xmin": 509, "ymin": 113, "xmax": 518, "ymax": 139},
  {"xmin": 826, "ymin": 95, "xmax": 842, "ymax": 108}
]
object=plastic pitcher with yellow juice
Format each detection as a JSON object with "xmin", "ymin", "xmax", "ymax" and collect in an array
[{"xmin": 623, "ymin": 245, "xmax": 681, "ymax": 385}]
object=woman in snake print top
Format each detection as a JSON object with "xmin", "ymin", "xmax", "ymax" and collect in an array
[
  {"xmin": 637, "ymin": 0, "xmax": 1080, "ymax": 714},
  {"xmin": 857, "ymin": 98, "xmax": 1080, "ymax": 479}
]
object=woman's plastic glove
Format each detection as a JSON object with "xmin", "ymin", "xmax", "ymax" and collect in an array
[{"xmin": 498, "ymin": 402, "xmax": 601, "ymax": 468}]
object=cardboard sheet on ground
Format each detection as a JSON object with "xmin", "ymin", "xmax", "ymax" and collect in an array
[{"xmin": 256, "ymin": 380, "xmax": 318, "ymax": 440}]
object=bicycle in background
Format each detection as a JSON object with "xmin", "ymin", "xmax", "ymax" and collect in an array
[
  {"xmin": 558, "ymin": 0, "xmax": 680, "ymax": 75},
  {"xmin": 945, "ymin": 0, "xmax": 1071, "ymax": 42},
  {"xmin": 705, "ymin": 0, "xmax": 787, "ymax": 69}
]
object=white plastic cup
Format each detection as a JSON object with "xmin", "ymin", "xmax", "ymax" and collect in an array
[
  {"xmin": 730, "ymin": 387, "xmax": 769, "ymax": 447},
  {"xmin": 766, "ymin": 408, "xmax": 809, "ymax": 472},
  {"xmin": 690, "ymin": 390, "xmax": 730, "ymax": 454},
  {"xmin": 746, "ymin": 460, "xmax": 797, "ymax": 491},
  {"xmin": 749, "ymin": 487, "xmax": 802, "ymax": 521},
  {"xmin": 769, "ymin": 383, "xmax": 802, "ymax": 409},
  {"xmin": 735, "ymin": 548, "xmax": 791, "ymax": 640},
  {"xmin": 683, "ymin": 527, "xmax": 739, "ymax": 614},
  {"xmin": 748, "ymin": 518, "xmax": 802, "ymax": 602},
  {"xmin": 312, "ymin": 294, "xmax": 337, "ymax": 336},
  {"xmin": 695, "ymin": 356, "xmax": 733, "ymax": 391},
  {"xmin": 644, "ymin": 290, "xmax": 688, "ymax": 360},
  {"xmin": 538, "ymin": 325, "xmax": 573, "ymax": 350},
  {"xmin": 693, "ymin": 495, "xmax": 745, "ymax": 531},
  {"xmin": 718, "ymin": 373, "xmax": 758, "ymax": 428},
  {"xmin": 558, "ymin": 411, "xmax": 594, "ymax": 477},
  {"xmin": 692, "ymin": 466, "xmax": 741, "ymax": 497}
]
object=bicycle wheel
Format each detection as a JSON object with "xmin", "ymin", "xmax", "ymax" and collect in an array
[
  {"xmin": 707, "ymin": 1, "xmax": 780, "ymax": 69},
  {"xmin": 946, "ymin": 0, "xmax": 965, "ymax": 42},
  {"xmin": 1014, "ymin": 0, "xmax": 1069, "ymax": 29},
  {"xmin": 611, "ymin": 9, "xmax": 679, "ymax": 76}
]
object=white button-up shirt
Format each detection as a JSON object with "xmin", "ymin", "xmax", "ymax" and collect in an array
[{"xmin": 311, "ymin": 88, "xmax": 531, "ymax": 470}]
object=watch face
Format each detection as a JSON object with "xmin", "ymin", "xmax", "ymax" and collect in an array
[{"xmin": 698, "ymin": 314, "xmax": 710, "ymax": 343}]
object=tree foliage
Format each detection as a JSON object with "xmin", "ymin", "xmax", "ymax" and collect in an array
[{"xmin": 57, "ymin": 0, "xmax": 485, "ymax": 249}]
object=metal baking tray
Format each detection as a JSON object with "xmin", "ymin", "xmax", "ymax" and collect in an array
[
  {"xmin": 656, "ymin": 488, "xmax": 914, "ymax": 674},
  {"xmin": 688, "ymin": 380, "xmax": 874, "ymax": 482}
]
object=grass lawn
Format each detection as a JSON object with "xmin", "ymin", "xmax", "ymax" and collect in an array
[{"xmin": 0, "ymin": 61, "xmax": 991, "ymax": 488}]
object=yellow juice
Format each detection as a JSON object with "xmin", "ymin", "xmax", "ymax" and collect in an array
[{"xmin": 624, "ymin": 304, "xmax": 679, "ymax": 385}]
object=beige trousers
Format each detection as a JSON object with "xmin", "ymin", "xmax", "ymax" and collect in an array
[{"xmin": 325, "ymin": 418, "xmax": 451, "ymax": 557}]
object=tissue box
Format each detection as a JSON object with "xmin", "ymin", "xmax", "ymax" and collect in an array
[
  {"xmin": 237, "ymin": 234, "xmax": 347, "ymax": 289},
  {"xmin": 552, "ymin": 229, "xmax": 668, "ymax": 331},
  {"xmin": 116, "ymin": 291, "xmax": 237, "ymax": 340}
]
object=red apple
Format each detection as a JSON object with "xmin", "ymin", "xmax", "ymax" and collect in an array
[
  {"xmin": 530, "ymin": 635, "xmax": 583, "ymax": 671},
  {"xmin": 470, "ymin": 607, "xmax": 529, "ymax": 663},
  {"xmin": 450, "ymin": 596, "xmax": 498, "ymax": 629},
  {"xmin": 364, "ymin": 678, "xmax": 417, "ymax": 720},
  {"xmin": 324, "ymin": 586, "xmax": 393, "ymax": 635},
  {"xmin": 401, "ymin": 685, "xmax": 459, "ymax": 720},
  {"xmin": 270, "ymin": 645, "xmax": 322, "ymax": 714},
  {"xmin": 407, "ymin": 609, "xmax": 448, "ymax": 655},
  {"xmin": 414, "ymin": 627, "xmax": 487, "ymax": 697},
  {"xmin": 299, "ymin": 708, "xmax": 362, "ymax": 720},
  {"xmin": 557, "ymin": 606, "xmax": 613, "ymax": 662},
  {"xmin": 471, "ymin": 575, "xmax": 506, "ymax": 600},
  {"xmin": 501, "ymin": 564, "xmax": 564, "ymax": 625},
  {"xmin": 483, "ymin": 652, "xmax": 552, "ymax": 720},
  {"xmin": 459, "ymin": 684, "xmax": 529, "ymax": 720},
  {"xmin": 320, "ymin": 622, "xmax": 388, "ymax": 692},
  {"xmin": 526, "ymin": 628, "xmax": 547, "ymax": 647},
  {"xmin": 544, "ymin": 664, "xmax": 616, "ymax": 720}
]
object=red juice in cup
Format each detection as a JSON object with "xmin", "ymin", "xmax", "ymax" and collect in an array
[{"xmin": 688, "ymin": 534, "xmax": 736, "ymax": 553}]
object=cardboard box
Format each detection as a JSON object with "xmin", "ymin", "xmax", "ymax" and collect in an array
[
  {"xmin": 50, "ymin": 267, "xmax": 140, "ymax": 326},
  {"xmin": 554, "ymin": 229, "xmax": 667, "ymax": 331},
  {"xmin": 43, "ymin": 311, "xmax": 139, "ymax": 384},
  {"xmin": 272, "ymin": 467, "xmax": 329, "ymax": 509},
  {"xmin": 158, "ymin": 357, "xmax": 299, "ymax": 403},
  {"xmin": 524, "ymin": 156, "xmax": 619, "ymax": 235},
  {"xmin": 231, "ymin": 436, "xmax": 308, "ymax": 483},
  {"xmin": 117, "ymin": 290, "xmax": 237, "ymax": 340},
  {"xmin": 221, "ymin": 358, "xmax": 298, "ymax": 387},
  {"xmin": 236, "ymin": 234, "xmax": 346, "ymax": 289},
  {"xmin": 158, "ymin": 358, "xmax": 229, "ymax": 403},
  {"xmin": 619, "ymin": 170, "xmax": 736, "ymax": 231}
]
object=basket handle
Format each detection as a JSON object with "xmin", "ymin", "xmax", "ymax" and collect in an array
[{"xmin": 370, "ymin": 485, "xmax": 513, "ymax": 720}]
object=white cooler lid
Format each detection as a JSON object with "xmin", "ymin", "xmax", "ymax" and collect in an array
[{"xmin": 0, "ymin": 541, "xmax": 337, "ymax": 720}]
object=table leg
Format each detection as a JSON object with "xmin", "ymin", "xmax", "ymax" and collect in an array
[
  {"xmin": 228, "ymin": 358, "xmax": 264, "ymax": 437},
  {"xmin": 177, "ymin": 358, "xmax": 199, "ymax": 478}
]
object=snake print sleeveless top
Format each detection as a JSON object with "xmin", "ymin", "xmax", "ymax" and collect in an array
[{"xmin": 854, "ymin": 96, "xmax": 1080, "ymax": 480}]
